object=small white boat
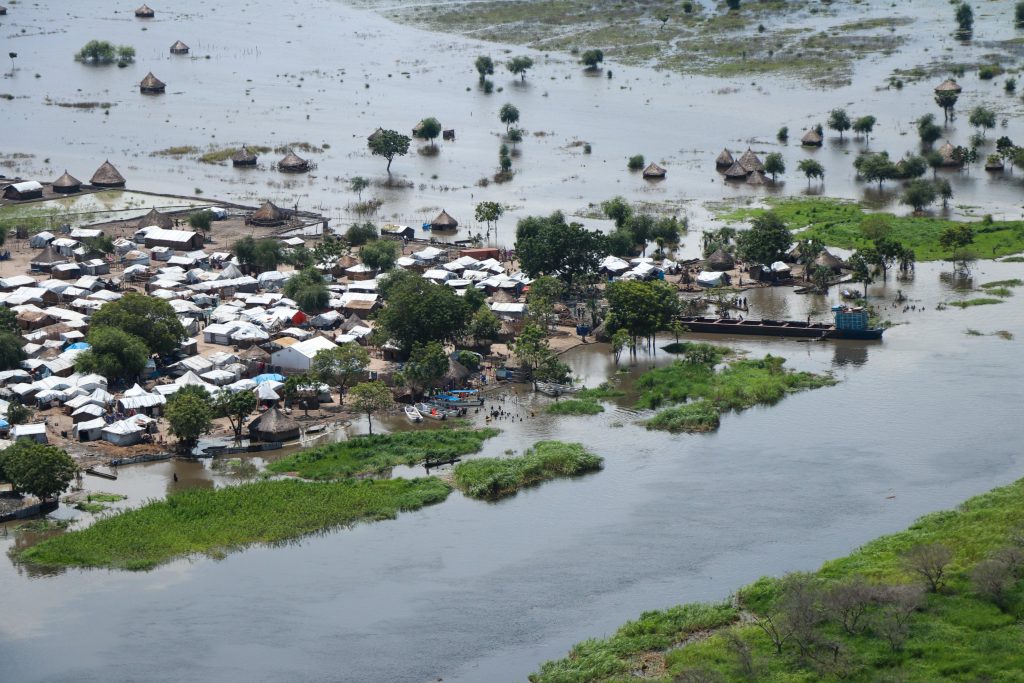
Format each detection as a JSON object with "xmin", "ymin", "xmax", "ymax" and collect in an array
[
  {"xmin": 416, "ymin": 402, "xmax": 446, "ymax": 420},
  {"xmin": 404, "ymin": 405, "xmax": 423, "ymax": 423}
]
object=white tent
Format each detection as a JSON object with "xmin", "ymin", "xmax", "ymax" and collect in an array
[
  {"xmin": 696, "ymin": 271, "xmax": 725, "ymax": 287},
  {"xmin": 257, "ymin": 383, "xmax": 280, "ymax": 402}
]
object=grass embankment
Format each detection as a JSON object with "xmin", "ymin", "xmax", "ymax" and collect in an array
[
  {"xmin": 637, "ymin": 344, "xmax": 835, "ymax": 433},
  {"xmin": 948, "ymin": 298, "xmax": 1003, "ymax": 308},
  {"xmin": 453, "ymin": 441, "xmax": 602, "ymax": 500},
  {"xmin": 532, "ymin": 477, "xmax": 1024, "ymax": 682},
  {"xmin": 547, "ymin": 399, "xmax": 604, "ymax": 415},
  {"xmin": 267, "ymin": 428, "xmax": 499, "ymax": 479},
  {"xmin": 721, "ymin": 198, "xmax": 1024, "ymax": 261},
  {"xmin": 18, "ymin": 478, "xmax": 450, "ymax": 570}
]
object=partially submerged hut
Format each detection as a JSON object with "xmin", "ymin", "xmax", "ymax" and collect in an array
[
  {"xmin": 746, "ymin": 170, "xmax": 768, "ymax": 185},
  {"xmin": 813, "ymin": 250, "xmax": 845, "ymax": 273},
  {"xmin": 715, "ymin": 148, "xmax": 734, "ymax": 168},
  {"xmin": 140, "ymin": 72, "xmax": 166, "ymax": 94},
  {"xmin": 52, "ymin": 170, "xmax": 82, "ymax": 194},
  {"xmin": 277, "ymin": 150, "xmax": 309, "ymax": 173},
  {"xmin": 232, "ymin": 146, "xmax": 258, "ymax": 167},
  {"xmin": 367, "ymin": 127, "xmax": 384, "ymax": 145},
  {"xmin": 247, "ymin": 406, "xmax": 300, "ymax": 442},
  {"xmin": 985, "ymin": 154, "xmax": 1005, "ymax": 172},
  {"xmin": 706, "ymin": 247, "xmax": 735, "ymax": 271},
  {"xmin": 431, "ymin": 210, "xmax": 458, "ymax": 231},
  {"xmin": 642, "ymin": 162, "xmax": 667, "ymax": 179},
  {"xmin": 935, "ymin": 79, "xmax": 962, "ymax": 94},
  {"xmin": 135, "ymin": 4, "xmax": 155, "ymax": 17},
  {"xmin": 801, "ymin": 128, "xmax": 823, "ymax": 146},
  {"xmin": 738, "ymin": 148, "xmax": 764, "ymax": 173},
  {"xmin": 723, "ymin": 161, "xmax": 749, "ymax": 180},
  {"xmin": 0, "ymin": 6, "xmax": 7, "ymax": 15},
  {"xmin": 90, "ymin": 161, "xmax": 126, "ymax": 188},
  {"xmin": 250, "ymin": 200, "xmax": 286, "ymax": 226},
  {"xmin": 170, "ymin": 40, "xmax": 189, "ymax": 55},
  {"xmin": 938, "ymin": 141, "xmax": 961, "ymax": 167},
  {"xmin": 137, "ymin": 208, "xmax": 173, "ymax": 230}
]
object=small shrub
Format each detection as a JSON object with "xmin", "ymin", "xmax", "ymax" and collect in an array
[{"xmin": 627, "ymin": 154, "xmax": 645, "ymax": 171}]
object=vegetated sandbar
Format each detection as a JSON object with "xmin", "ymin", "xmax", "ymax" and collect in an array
[
  {"xmin": 453, "ymin": 441, "xmax": 603, "ymax": 500},
  {"xmin": 532, "ymin": 475, "xmax": 1024, "ymax": 682},
  {"xmin": 546, "ymin": 398, "xmax": 604, "ymax": 415},
  {"xmin": 17, "ymin": 478, "xmax": 451, "ymax": 571},
  {"xmin": 267, "ymin": 428, "xmax": 499, "ymax": 480}
]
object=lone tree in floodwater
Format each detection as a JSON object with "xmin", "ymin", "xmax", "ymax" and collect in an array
[
  {"xmin": 852, "ymin": 115, "xmax": 877, "ymax": 142},
  {"xmin": 507, "ymin": 55, "xmax": 534, "ymax": 81},
  {"xmin": 474, "ymin": 55, "xmax": 494, "ymax": 84},
  {"xmin": 499, "ymin": 103, "xmax": 520, "ymax": 131},
  {"xmin": 955, "ymin": 2, "xmax": 974, "ymax": 35},
  {"xmin": 368, "ymin": 129, "xmax": 410, "ymax": 174},
  {"xmin": 828, "ymin": 108, "xmax": 851, "ymax": 140},
  {"xmin": 935, "ymin": 89, "xmax": 959, "ymax": 122},
  {"xmin": 349, "ymin": 176, "xmax": 369, "ymax": 200},
  {"xmin": 764, "ymin": 152, "xmax": 785, "ymax": 181},
  {"xmin": 580, "ymin": 49, "xmax": 604, "ymax": 69},
  {"xmin": 968, "ymin": 105, "xmax": 996, "ymax": 138},
  {"xmin": 797, "ymin": 158, "xmax": 824, "ymax": 185},
  {"xmin": 349, "ymin": 381, "xmax": 395, "ymax": 435},
  {"xmin": 415, "ymin": 117, "xmax": 442, "ymax": 148},
  {"xmin": 917, "ymin": 113, "xmax": 942, "ymax": 145}
]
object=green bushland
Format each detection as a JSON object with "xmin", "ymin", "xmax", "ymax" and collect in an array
[
  {"xmin": 532, "ymin": 476, "xmax": 1024, "ymax": 682},
  {"xmin": 948, "ymin": 298, "xmax": 1003, "ymax": 308},
  {"xmin": 453, "ymin": 441, "xmax": 602, "ymax": 500},
  {"xmin": 18, "ymin": 478, "xmax": 450, "ymax": 570},
  {"xmin": 547, "ymin": 399, "xmax": 604, "ymax": 415},
  {"xmin": 644, "ymin": 400, "xmax": 720, "ymax": 433},
  {"xmin": 267, "ymin": 428, "xmax": 499, "ymax": 479},
  {"xmin": 721, "ymin": 198, "xmax": 1024, "ymax": 261}
]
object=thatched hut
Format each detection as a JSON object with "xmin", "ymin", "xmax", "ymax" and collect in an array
[
  {"xmin": 170, "ymin": 40, "xmax": 190, "ymax": 55},
  {"xmin": 746, "ymin": 170, "xmax": 768, "ymax": 185},
  {"xmin": 723, "ymin": 161, "xmax": 749, "ymax": 180},
  {"xmin": 140, "ymin": 72, "xmax": 165, "ymax": 94},
  {"xmin": 367, "ymin": 127, "xmax": 384, "ymax": 145},
  {"xmin": 52, "ymin": 170, "xmax": 82, "ymax": 194},
  {"xmin": 706, "ymin": 247, "xmax": 735, "ymax": 271},
  {"xmin": 90, "ymin": 160, "xmax": 126, "ymax": 188},
  {"xmin": 935, "ymin": 79, "xmax": 962, "ymax": 94},
  {"xmin": 232, "ymin": 146, "xmax": 258, "ymax": 167},
  {"xmin": 642, "ymin": 162, "xmax": 667, "ymax": 179},
  {"xmin": 247, "ymin": 406, "xmax": 300, "ymax": 442},
  {"xmin": 801, "ymin": 128, "xmax": 823, "ymax": 146},
  {"xmin": 738, "ymin": 148, "xmax": 764, "ymax": 173},
  {"xmin": 135, "ymin": 4, "xmax": 154, "ymax": 17},
  {"xmin": 250, "ymin": 200, "xmax": 286, "ymax": 227},
  {"xmin": 715, "ymin": 148, "xmax": 734, "ymax": 168},
  {"xmin": 938, "ymin": 141, "xmax": 961, "ymax": 167},
  {"xmin": 137, "ymin": 208, "xmax": 173, "ymax": 230},
  {"xmin": 278, "ymin": 150, "xmax": 309, "ymax": 173},
  {"xmin": 813, "ymin": 250, "xmax": 845, "ymax": 273},
  {"xmin": 431, "ymin": 210, "xmax": 458, "ymax": 231},
  {"xmin": 985, "ymin": 154, "xmax": 1005, "ymax": 172}
]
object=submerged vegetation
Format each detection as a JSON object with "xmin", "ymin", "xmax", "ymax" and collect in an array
[
  {"xmin": 948, "ymin": 298, "xmax": 1003, "ymax": 308},
  {"xmin": 533, "ymin": 475, "xmax": 1024, "ymax": 682},
  {"xmin": 18, "ymin": 478, "xmax": 451, "ymax": 570},
  {"xmin": 267, "ymin": 428, "xmax": 499, "ymax": 479},
  {"xmin": 546, "ymin": 398, "xmax": 604, "ymax": 415},
  {"xmin": 453, "ymin": 441, "xmax": 602, "ymax": 500}
]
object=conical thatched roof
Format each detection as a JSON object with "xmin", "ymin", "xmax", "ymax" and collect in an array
[
  {"xmin": 135, "ymin": 4, "xmax": 154, "ymax": 17},
  {"xmin": 140, "ymin": 72, "xmax": 165, "ymax": 93},
  {"xmin": 241, "ymin": 345, "xmax": 271, "ymax": 361},
  {"xmin": 801, "ymin": 128, "xmax": 823, "ymax": 146},
  {"xmin": 170, "ymin": 40, "xmax": 189, "ymax": 54},
  {"xmin": 746, "ymin": 170, "xmax": 768, "ymax": 185},
  {"xmin": 137, "ymin": 208, "xmax": 173, "ymax": 230},
  {"xmin": 706, "ymin": 247, "xmax": 735, "ymax": 271},
  {"xmin": 642, "ymin": 162, "xmax": 667, "ymax": 178},
  {"xmin": 935, "ymin": 79, "xmax": 962, "ymax": 93},
  {"xmin": 813, "ymin": 250, "xmax": 844, "ymax": 273},
  {"xmin": 715, "ymin": 148, "xmax": 734, "ymax": 168},
  {"xmin": 738, "ymin": 148, "xmax": 764, "ymax": 173},
  {"xmin": 938, "ymin": 140, "xmax": 959, "ymax": 166},
  {"xmin": 232, "ymin": 145, "xmax": 258, "ymax": 166},
  {"xmin": 723, "ymin": 160, "xmax": 749, "ymax": 179},
  {"xmin": 248, "ymin": 406, "xmax": 300, "ymax": 442},
  {"xmin": 444, "ymin": 358, "xmax": 471, "ymax": 384},
  {"xmin": 90, "ymin": 160, "xmax": 126, "ymax": 187},
  {"xmin": 52, "ymin": 170, "xmax": 82, "ymax": 193},
  {"xmin": 251, "ymin": 200, "xmax": 285, "ymax": 226},
  {"xmin": 32, "ymin": 245, "xmax": 65, "ymax": 265},
  {"xmin": 431, "ymin": 210, "xmax": 458, "ymax": 229},
  {"xmin": 278, "ymin": 150, "xmax": 309, "ymax": 172}
]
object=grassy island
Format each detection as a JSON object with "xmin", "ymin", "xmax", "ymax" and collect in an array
[
  {"xmin": 267, "ymin": 428, "xmax": 499, "ymax": 480},
  {"xmin": 453, "ymin": 441, "xmax": 602, "ymax": 500},
  {"xmin": 531, "ymin": 476, "xmax": 1024, "ymax": 682},
  {"xmin": 18, "ymin": 478, "xmax": 450, "ymax": 571},
  {"xmin": 547, "ymin": 398, "xmax": 604, "ymax": 415}
]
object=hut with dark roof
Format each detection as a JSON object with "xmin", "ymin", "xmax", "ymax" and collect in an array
[
  {"xmin": 137, "ymin": 208, "xmax": 173, "ymax": 230},
  {"xmin": 938, "ymin": 141, "xmax": 960, "ymax": 167},
  {"xmin": 140, "ymin": 72, "xmax": 165, "ymax": 94},
  {"xmin": 723, "ymin": 161, "xmax": 749, "ymax": 180},
  {"xmin": 135, "ymin": 4, "xmax": 155, "ymax": 17},
  {"xmin": 801, "ymin": 128, "xmax": 823, "ymax": 146},
  {"xmin": 232, "ymin": 146, "xmax": 258, "ymax": 167},
  {"xmin": 738, "ymin": 148, "xmax": 764, "ymax": 173},
  {"xmin": 250, "ymin": 200, "xmax": 286, "ymax": 227},
  {"xmin": 430, "ymin": 210, "xmax": 458, "ymax": 231},
  {"xmin": 642, "ymin": 162, "xmax": 667, "ymax": 179},
  {"xmin": 0, "ymin": 5, "xmax": 7, "ymax": 15},
  {"xmin": 813, "ymin": 250, "xmax": 845, "ymax": 273},
  {"xmin": 367, "ymin": 127, "xmax": 384, "ymax": 145},
  {"xmin": 170, "ymin": 40, "xmax": 190, "ymax": 55},
  {"xmin": 706, "ymin": 247, "xmax": 735, "ymax": 271},
  {"xmin": 985, "ymin": 154, "xmax": 1004, "ymax": 172},
  {"xmin": 935, "ymin": 79, "xmax": 962, "ymax": 94},
  {"xmin": 90, "ymin": 161, "xmax": 126, "ymax": 188},
  {"xmin": 277, "ymin": 150, "xmax": 309, "ymax": 173},
  {"xmin": 31, "ymin": 245, "xmax": 68, "ymax": 272},
  {"xmin": 715, "ymin": 148, "xmax": 734, "ymax": 168},
  {"xmin": 248, "ymin": 406, "xmax": 300, "ymax": 443},
  {"xmin": 52, "ymin": 171, "xmax": 82, "ymax": 194},
  {"xmin": 746, "ymin": 170, "xmax": 768, "ymax": 185}
]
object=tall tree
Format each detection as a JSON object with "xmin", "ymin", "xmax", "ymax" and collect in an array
[
  {"xmin": 0, "ymin": 442, "xmax": 76, "ymax": 501},
  {"xmin": 310, "ymin": 344, "xmax": 370, "ymax": 405},
  {"xmin": 968, "ymin": 105, "xmax": 996, "ymax": 138},
  {"xmin": 605, "ymin": 280, "xmax": 681, "ymax": 350},
  {"xmin": 165, "ymin": 387, "xmax": 213, "ymax": 452},
  {"xmin": 213, "ymin": 390, "xmax": 257, "ymax": 444},
  {"xmin": 233, "ymin": 236, "xmax": 284, "ymax": 273},
  {"xmin": 797, "ymin": 159, "xmax": 825, "ymax": 185},
  {"xmin": 89, "ymin": 292, "xmax": 186, "ymax": 356},
  {"xmin": 507, "ymin": 55, "xmax": 534, "ymax": 81},
  {"xmin": 939, "ymin": 224, "xmax": 975, "ymax": 268},
  {"xmin": 474, "ymin": 201, "xmax": 504, "ymax": 241},
  {"xmin": 376, "ymin": 274, "xmax": 471, "ymax": 353},
  {"xmin": 828, "ymin": 108, "xmax": 851, "ymax": 140},
  {"xmin": 764, "ymin": 152, "xmax": 785, "ymax": 181},
  {"xmin": 901, "ymin": 179, "xmax": 938, "ymax": 212},
  {"xmin": 848, "ymin": 252, "xmax": 874, "ymax": 298},
  {"xmin": 917, "ymin": 113, "xmax": 942, "ymax": 145},
  {"xmin": 348, "ymin": 381, "xmax": 394, "ymax": 434},
  {"xmin": 852, "ymin": 115, "xmax": 877, "ymax": 141},
  {"xmin": 414, "ymin": 117, "xmax": 442, "ymax": 148},
  {"xmin": 955, "ymin": 2, "xmax": 973, "ymax": 34},
  {"xmin": 499, "ymin": 103, "xmax": 520, "ymax": 132},
  {"xmin": 360, "ymin": 239, "xmax": 398, "ymax": 271},
  {"xmin": 736, "ymin": 212, "xmax": 792, "ymax": 265},
  {"xmin": 405, "ymin": 342, "xmax": 449, "ymax": 397},
  {"xmin": 75, "ymin": 327, "xmax": 149, "ymax": 383},
  {"xmin": 580, "ymin": 49, "xmax": 604, "ymax": 68},
  {"xmin": 855, "ymin": 151, "xmax": 898, "ymax": 189},
  {"xmin": 368, "ymin": 129, "xmax": 411, "ymax": 174},
  {"xmin": 474, "ymin": 55, "xmax": 494, "ymax": 83},
  {"xmin": 935, "ymin": 89, "xmax": 959, "ymax": 122},
  {"xmin": 515, "ymin": 211, "xmax": 606, "ymax": 290}
]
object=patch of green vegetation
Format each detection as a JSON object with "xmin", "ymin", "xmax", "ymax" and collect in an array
[
  {"xmin": 984, "ymin": 287, "xmax": 1014, "ymax": 298},
  {"xmin": 1000, "ymin": 256, "xmax": 1024, "ymax": 263},
  {"xmin": 980, "ymin": 279, "xmax": 1023, "ymax": 289},
  {"xmin": 267, "ymin": 428, "xmax": 499, "ymax": 480},
  {"xmin": 151, "ymin": 146, "xmax": 199, "ymax": 158},
  {"xmin": 546, "ymin": 399, "xmax": 604, "ymax": 415},
  {"xmin": 453, "ymin": 441, "xmax": 602, "ymax": 500},
  {"xmin": 964, "ymin": 328, "xmax": 983, "ymax": 336},
  {"xmin": 273, "ymin": 142, "xmax": 324, "ymax": 154},
  {"xmin": 17, "ymin": 478, "xmax": 450, "ymax": 570},
  {"xmin": 948, "ymin": 298, "xmax": 1003, "ymax": 308},
  {"xmin": 993, "ymin": 330, "xmax": 1014, "ymax": 340},
  {"xmin": 15, "ymin": 519, "xmax": 70, "ymax": 533},
  {"xmin": 89, "ymin": 493, "xmax": 126, "ymax": 503},
  {"xmin": 198, "ymin": 145, "xmax": 272, "ymax": 165},
  {"xmin": 75, "ymin": 502, "xmax": 107, "ymax": 513},
  {"xmin": 720, "ymin": 198, "xmax": 1024, "ymax": 261},
  {"xmin": 644, "ymin": 400, "xmax": 720, "ymax": 433},
  {"xmin": 533, "ymin": 476, "xmax": 1024, "ymax": 682},
  {"xmin": 575, "ymin": 384, "xmax": 625, "ymax": 400}
]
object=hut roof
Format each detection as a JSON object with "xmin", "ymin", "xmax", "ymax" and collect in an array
[
  {"xmin": 444, "ymin": 358, "xmax": 471, "ymax": 384},
  {"xmin": 278, "ymin": 150, "xmax": 308, "ymax": 170},
  {"xmin": 723, "ymin": 160, "xmax": 749, "ymax": 179},
  {"xmin": 367, "ymin": 127, "xmax": 384, "ymax": 143},
  {"xmin": 52, "ymin": 170, "xmax": 82, "ymax": 190},
  {"xmin": 432, "ymin": 210, "xmax": 458, "ymax": 228},
  {"xmin": 90, "ymin": 160, "xmax": 126, "ymax": 187},
  {"xmin": 706, "ymin": 247, "xmax": 735, "ymax": 271},
  {"xmin": 32, "ymin": 245, "xmax": 65, "ymax": 264},
  {"xmin": 813, "ymin": 250, "xmax": 845, "ymax": 273},
  {"xmin": 135, "ymin": 4, "xmax": 154, "ymax": 16},
  {"xmin": 738, "ymin": 148, "xmax": 764, "ymax": 173},
  {"xmin": 938, "ymin": 141, "xmax": 959, "ymax": 165},
  {"xmin": 715, "ymin": 148, "xmax": 734, "ymax": 167},
  {"xmin": 251, "ymin": 200, "xmax": 285, "ymax": 224},
  {"xmin": 801, "ymin": 128, "xmax": 823, "ymax": 146},
  {"xmin": 140, "ymin": 72, "xmax": 165, "ymax": 90},
  {"xmin": 642, "ymin": 162, "xmax": 667, "ymax": 178},
  {"xmin": 232, "ymin": 146, "xmax": 257, "ymax": 163},
  {"xmin": 247, "ymin": 406, "xmax": 300, "ymax": 439},
  {"xmin": 240, "ymin": 345, "xmax": 271, "ymax": 361},
  {"xmin": 746, "ymin": 170, "xmax": 768, "ymax": 185},
  {"xmin": 170, "ymin": 40, "xmax": 189, "ymax": 53},
  {"xmin": 935, "ymin": 79, "xmax": 962, "ymax": 93},
  {"xmin": 137, "ymin": 208, "xmax": 173, "ymax": 230}
]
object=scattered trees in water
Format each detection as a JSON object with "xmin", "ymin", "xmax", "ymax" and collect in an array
[
  {"xmin": 1017, "ymin": 1, "xmax": 1024, "ymax": 26},
  {"xmin": 474, "ymin": 200, "xmax": 504, "ymax": 241},
  {"xmin": 348, "ymin": 381, "xmax": 395, "ymax": 435},
  {"xmin": 0, "ymin": 442, "xmax": 76, "ymax": 502},
  {"xmin": 498, "ymin": 102, "xmax": 519, "ymax": 131},
  {"xmin": 367, "ymin": 129, "xmax": 410, "ymax": 173},
  {"xmin": 935, "ymin": 88, "xmax": 959, "ymax": 122},
  {"xmin": 901, "ymin": 179, "xmax": 938, "ymax": 212},
  {"xmin": 797, "ymin": 158, "xmax": 825, "ymax": 185},
  {"xmin": 580, "ymin": 49, "xmax": 604, "ymax": 69},
  {"xmin": 917, "ymin": 113, "xmax": 942, "ymax": 145},
  {"xmin": 627, "ymin": 154, "xmax": 645, "ymax": 171},
  {"xmin": 827, "ymin": 108, "xmax": 851, "ymax": 140},
  {"xmin": 777, "ymin": 126, "xmax": 789, "ymax": 142},
  {"xmin": 968, "ymin": 105, "xmax": 996, "ymax": 138},
  {"xmin": 506, "ymin": 55, "xmax": 533, "ymax": 81},
  {"xmin": 955, "ymin": 2, "xmax": 974, "ymax": 36},
  {"xmin": 852, "ymin": 115, "xmax": 876, "ymax": 142},
  {"xmin": 74, "ymin": 40, "xmax": 135, "ymax": 65},
  {"xmin": 414, "ymin": 117, "xmax": 442, "ymax": 148},
  {"xmin": 474, "ymin": 55, "xmax": 494, "ymax": 84},
  {"xmin": 763, "ymin": 152, "xmax": 785, "ymax": 181}
]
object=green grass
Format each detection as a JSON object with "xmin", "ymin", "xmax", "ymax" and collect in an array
[
  {"xmin": 980, "ymin": 279, "xmax": 1023, "ymax": 289},
  {"xmin": 547, "ymin": 398, "xmax": 604, "ymax": 415},
  {"xmin": 1000, "ymin": 256, "xmax": 1024, "ymax": 262},
  {"xmin": 532, "ymin": 476, "xmax": 1024, "ymax": 682},
  {"xmin": 720, "ymin": 198, "xmax": 1024, "ymax": 261},
  {"xmin": 199, "ymin": 144, "xmax": 272, "ymax": 165},
  {"xmin": 17, "ymin": 478, "xmax": 450, "ymax": 570},
  {"xmin": 74, "ymin": 502, "xmax": 107, "ymax": 513},
  {"xmin": 151, "ymin": 145, "xmax": 199, "ymax": 157},
  {"xmin": 267, "ymin": 428, "xmax": 499, "ymax": 480},
  {"xmin": 948, "ymin": 298, "xmax": 1003, "ymax": 308},
  {"xmin": 576, "ymin": 384, "xmax": 626, "ymax": 400},
  {"xmin": 984, "ymin": 287, "xmax": 1014, "ymax": 298},
  {"xmin": 453, "ymin": 441, "xmax": 602, "ymax": 500},
  {"xmin": 644, "ymin": 400, "xmax": 720, "ymax": 433}
]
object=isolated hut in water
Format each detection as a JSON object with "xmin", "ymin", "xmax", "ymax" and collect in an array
[
  {"xmin": 140, "ymin": 72, "xmax": 165, "ymax": 94},
  {"xmin": 0, "ymin": 6, "xmax": 7, "ymax": 15},
  {"xmin": 934, "ymin": 79, "xmax": 962, "ymax": 94},
  {"xmin": 801, "ymin": 128, "xmax": 823, "ymax": 146},
  {"xmin": 715, "ymin": 148, "xmax": 734, "ymax": 168},
  {"xmin": 706, "ymin": 247, "xmax": 735, "ymax": 271},
  {"xmin": 52, "ymin": 170, "xmax": 82, "ymax": 194},
  {"xmin": 738, "ymin": 148, "xmax": 764, "ymax": 173},
  {"xmin": 813, "ymin": 250, "xmax": 844, "ymax": 273},
  {"xmin": 985, "ymin": 154, "xmax": 1005, "ymax": 172},
  {"xmin": 90, "ymin": 160, "xmax": 126, "ymax": 188},
  {"xmin": 723, "ymin": 161, "xmax": 749, "ymax": 180},
  {"xmin": 250, "ymin": 200, "xmax": 286, "ymax": 227},
  {"xmin": 367, "ymin": 127, "xmax": 384, "ymax": 146},
  {"xmin": 170, "ymin": 40, "xmax": 190, "ymax": 55},
  {"xmin": 430, "ymin": 210, "xmax": 458, "ymax": 231},
  {"xmin": 135, "ymin": 4, "xmax": 155, "ymax": 17},
  {"xmin": 232, "ymin": 146, "xmax": 258, "ymax": 167},
  {"xmin": 137, "ymin": 208, "xmax": 173, "ymax": 230},
  {"xmin": 247, "ymin": 406, "xmax": 300, "ymax": 443},
  {"xmin": 746, "ymin": 170, "xmax": 768, "ymax": 185},
  {"xmin": 277, "ymin": 150, "xmax": 309, "ymax": 173},
  {"xmin": 938, "ymin": 141, "xmax": 960, "ymax": 167},
  {"xmin": 642, "ymin": 162, "xmax": 667, "ymax": 179}
]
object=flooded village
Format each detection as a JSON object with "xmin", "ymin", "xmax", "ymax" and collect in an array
[{"xmin": 2, "ymin": 1, "xmax": 1024, "ymax": 682}]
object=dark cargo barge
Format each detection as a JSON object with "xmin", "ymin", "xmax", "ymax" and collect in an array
[{"xmin": 679, "ymin": 306, "xmax": 884, "ymax": 341}]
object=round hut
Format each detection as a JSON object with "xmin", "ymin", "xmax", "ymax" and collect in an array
[
  {"xmin": 135, "ymin": 4, "xmax": 155, "ymax": 17},
  {"xmin": 738, "ymin": 148, "xmax": 764, "ymax": 173},
  {"xmin": 52, "ymin": 170, "xmax": 82, "ymax": 194},
  {"xmin": 278, "ymin": 150, "xmax": 309, "ymax": 173},
  {"xmin": 250, "ymin": 200, "xmax": 286, "ymax": 227},
  {"xmin": 431, "ymin": 210, "xmax": 458, "ymax": 231},
  {"xmin": 706, "ymin": 247, "xmax": 735, "ymax": 271},
  {"xmin": 170, "ymin": 40, "xmax": 190, "ymax": 55},
  {"xmin": 90, "ymin": 160, "xmax": 126, "ymax": 188},
  {"xmin": 137, "ymin": 208, "xmax": 173, "ymax": 230},
  {"xmin": 984, "ymin": 154, "xmax": 1004, "ymax": 172},
  {"xmin": 232, "ymin": 146, "xmax": 258, "ymax": 167},
  {"xmin": 0, "ymin": 6, "xmax": 7, "ymax": 15},
  {"xmin": 938, "ymin": 141, "xmax": 960, "ymax": 167},
  {"xmin": 746, "ymin": 169, "xmax": 768, "ymax": 185},
  {"xmin": 813, "ymin": 250, "xmax": 845, "ymax": 273},
  {"xmin": 801, "ymin": 128, "xmax": 823, "ymax": 146},
  {"xmin": 140, "ymin": 72, "xmax": 166, "ymax": 94},
  {"xmin": 934, "ymin": 79, "xmax": 962, "ymax": 94},
  {"xmin": 723, "ymin": 160, "xmax": 749, "ymax": 181},
  {"xmin": 715, "ymin": 148, "xmax": 734, "ymax": 169},
  {"xmin": 642, "ymin": 162, "xmax": 667, "ymax": 179},
  {"xmin": 247, "ymin": 406, "xmax": 300, "ymax": 443}
]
